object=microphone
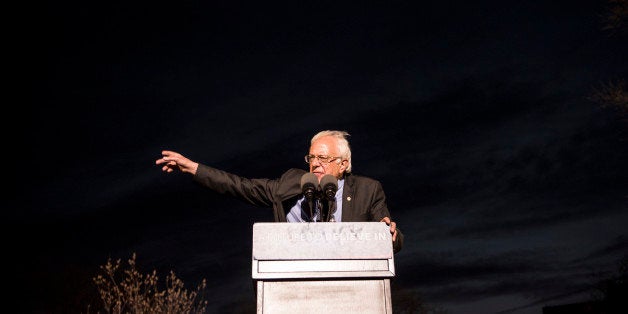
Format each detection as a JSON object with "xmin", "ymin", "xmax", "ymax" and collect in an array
[
  {"xmin": 300, "ymin": 173, "xmax": 319, "ymax": 222},
  {"xmin": 320, "ymin": 174, "xmax": 338, "ymax": 201},
  {"xmin": 300, "ymin": 172, "xmax": 318, "ymax": 201},
  {"xmin": 320, "ymin": 174, "xmax": 338, "ymax": 222}
]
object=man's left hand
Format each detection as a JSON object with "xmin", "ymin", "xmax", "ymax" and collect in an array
[{"xmin": 380, "ymin": 217, "xmax": 397, "ymax": 242}]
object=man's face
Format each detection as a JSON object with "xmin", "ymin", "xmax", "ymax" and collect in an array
[{"xmin": 308, "ymin": 136, "xmax": 348, "ymax": 181}]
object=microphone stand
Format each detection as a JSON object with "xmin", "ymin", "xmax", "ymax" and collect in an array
[
  {"xmin": 320, "ymin": 175, "xmax": 338, "ymax": 222},
  {"xmin": 326, "ymin": 200, "xmax": 336, "ymax": 222},
  {"xmin": 308, "ymin": 198, "xmax": 315, "ymax": 222},
  {"xmin": 320, "ymin": 198, "xmax": 328, "ymax": 222}
]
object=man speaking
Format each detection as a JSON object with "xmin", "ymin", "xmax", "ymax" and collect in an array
[{"xmin": 156, "ymin": 130, "xmax": 403, "ymax": 253}]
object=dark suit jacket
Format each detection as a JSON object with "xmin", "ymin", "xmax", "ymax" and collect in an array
[{"xmin": 193, "ymin": 164, "xmax": 404, "ymax": 252}]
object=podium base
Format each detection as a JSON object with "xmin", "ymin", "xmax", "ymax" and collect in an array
[{"xmin": 256, "ymin": 278, "xmax": 392, "ymax": 314}]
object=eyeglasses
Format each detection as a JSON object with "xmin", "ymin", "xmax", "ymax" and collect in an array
[{"xmin": 304, "ymin": 154, "xmax": 342, "ymax": 164}]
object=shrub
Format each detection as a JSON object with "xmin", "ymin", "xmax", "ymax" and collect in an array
[{"xmin": 89, "ymin": 253, "xmax": 207, "ymax": 314}]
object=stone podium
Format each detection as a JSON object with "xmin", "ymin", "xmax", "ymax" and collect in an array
[{"xmin": 252, "ymin": 222, "xmax": 395, "ymax": 314}]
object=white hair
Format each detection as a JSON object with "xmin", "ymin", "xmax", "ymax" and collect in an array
[{"xmin": 311, "ymin": 130, "xmax": 352, "ymax": 173}]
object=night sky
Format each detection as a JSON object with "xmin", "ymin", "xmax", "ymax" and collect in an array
[{"xmin": 19, "ymin": 1, "xmax": 627, "ymax": 313}]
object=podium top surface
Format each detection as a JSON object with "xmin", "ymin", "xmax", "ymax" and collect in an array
[{"xmin": 252, "ymin": 222, "xmax": 393, "ymax": 260}]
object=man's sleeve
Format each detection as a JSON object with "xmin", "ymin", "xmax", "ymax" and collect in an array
[{"xmin": 193, "ymin": 164, "xmax": 275, "ymax": 207}]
